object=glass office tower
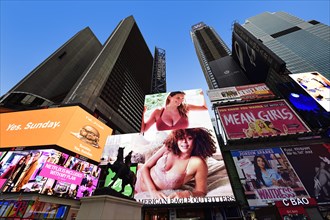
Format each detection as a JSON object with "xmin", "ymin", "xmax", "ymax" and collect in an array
[{"xmin": 242, "ymin": 11, "xmax": 330, "ymax": 79}]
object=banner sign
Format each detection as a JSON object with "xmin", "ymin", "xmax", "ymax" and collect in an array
[
  {"xmin": 207, "ymin": 83, "xmax": 275, "ymax": 103},
  {"xmin": 282, "ymin": 144, "xmax": 330, "ymax": 204},
  {"xmin": 0, "ymin": 106, "xmax": 113, "ymax": 162},
  {"xmin": 217, "ymin": 100, "xmax": 310, "ymax": 140},
  {"xmin": 231, "ymin": 148, "xmax": 309, "ymax": 207},
  {"xmin": 289, "ymin": 71, "xmax": 330, "ymax": 112}
]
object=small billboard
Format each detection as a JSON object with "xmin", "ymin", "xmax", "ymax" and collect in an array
[
  {"xmin": 289, "ymin": 71, "xmax": 330, "ymax": 112},
  {"xmin": 217, "ymin": 100, "xmax": 310, "ymax": 140},
  {"xmin": 207, "ymin": 83, "xmax": 275, "ymax": 104},
  {"xmin": 231, "ymin": 148, "xmax": 309, "ymax": 207}
]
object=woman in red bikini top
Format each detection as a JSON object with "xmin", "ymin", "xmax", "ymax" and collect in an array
[
  {"xmin": 141, "ymin": 91, "xmax": 207, "ymax": 133},
  {"xmin": 135, "ymin": 128, "xmax": 216, "ymax": 199}
]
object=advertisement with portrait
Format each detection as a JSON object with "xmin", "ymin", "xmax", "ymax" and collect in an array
[
  {"xmin": 101, "ymin": 130, "xmax": 235, "ymax": 205},
  {"xmin": 289, "ymin": 71, "xmax": 330, "ymax": 112},
  {"xmin": 0, "ymin": 106, "xmax": 113, "ymax": 162},
  {"xmin": 0, "ymin": 148, "xmax": 101, "ymax": 199},
  {"xmin": 217, "ymin": 100, "xmax": 310, "ymax": 140},
  {"xmin": 282, "ymin": 144, "xmax": 330, "ymax": 204},
  {"xmin": 0, "ymin": 200, "xmax": 69, "ymax": 219},
  {"xmin": 207, "ymin": 83, "xmax": 275, "ymax": 104},
  {"xmin": 231, "ymin": 148, "xmax": 309, "ymax": 207},
  {"xmin": 140, "ymin": 89, "xmax": 211, "ymax": 134},
  {"xmin": 232, "ymin": 23, "xmax": 285, "ymax": 84}
]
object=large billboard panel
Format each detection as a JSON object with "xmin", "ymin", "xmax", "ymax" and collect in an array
[
  {"xmin": 282, "ymin": 144, "xmax": 330, "ymax": 204},
  {"xmin": 0, "ymin": 106, "xmax": 113, "ymax": 162},
  {"xmin": 218, "ymin": 100, "xmax": 310, "ymax": 140},
  {"xmin": 289, "ymin": 71, "xmax": 330, "ymax": 112},
  {"xmin": 0, "ymin": 148, "xmax": 100, "ymax": 199},
  {"xmin": 102, "ymin": 130, "xmax": 235, "ymax": 205},
  {"xmin": 231, "ymin": 148, "xmax": 309, "ymax": 207},
  {"xmin": 141, "ymin": 89, "xmax": 212, "ymax": 134},
  {"xmin": 207, "ymin": 83, "xmax": 275, "ymax": 104}
]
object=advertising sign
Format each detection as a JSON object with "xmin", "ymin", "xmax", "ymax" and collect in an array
[
  {"xmin": 282, "ymin": 144, "xmax": 330, "ymax": 204},
  {"xmin": 0, "ymin": 148, "xmax": 100, "ymax": 199},
  {"xmin": 289, "ymin": 71, "xmax": 330, "ymax": 112},
  {"xmin": 141, "ymin": 89, "xmax": 212, "ymax": 134},
  {"xmin": 101, "ymin": 129, "xmax": 235, "ymax": 205},
  {"xmin": 218, "ymin": 100, "xmax": 310, "ymax": 140},
  {"xmin": 0, "ymin": 106, "xmax": 113, "ymax": 162},
  {"xmin": 0, "ymin": 200, "xmax": 68, "ymax": 219},
  {"xmin": 231, "ymin": 148, "xmax": 309, "ymax": 207},
  {"xmin": 207, "ymin": 83, "xmax": 275, "ymax": 103}
]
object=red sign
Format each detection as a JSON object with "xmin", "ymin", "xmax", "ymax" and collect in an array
[{"xmin": 218, "ymin": 100, "xmax": 310, "ymax": 140}]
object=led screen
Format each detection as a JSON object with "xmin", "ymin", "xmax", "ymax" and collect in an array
[
  {"xmin": 282, "ymin": 144, "xmax": 330, "ymax": 204},
  {"xmin": 0, "ymin": 106, "xmax": 113, "ymax": 162},
  {"xmin": 218, "ymin": 100, "xmax": 310, "ymax": 140},
  {"xmin": 0, "ymin": 148, "xmax": 100, "ymax": 199},
  {"xmin": 231, "ymin": 148, "xmax": 309, "ymax": 207}
]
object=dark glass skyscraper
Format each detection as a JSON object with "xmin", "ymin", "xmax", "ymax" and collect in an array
[
  {"xmin": 150, "ymin": 47, "xmax": 166, "ymax": 93},
  {"xmin": 242, "ymin": 12, "xmax": 330, "ymax": 79},
  {"xmin": 191, "ymin": 22, "xmax": 250, "ymax": 89},
  {"xmin": 1, "ymin": 16, "xmax": 153, "ymax": 134}
]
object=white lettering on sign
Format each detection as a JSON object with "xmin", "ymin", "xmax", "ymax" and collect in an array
[{"xmin": 282, "ymin": 197, "xmax": 309, "ymax": 207}]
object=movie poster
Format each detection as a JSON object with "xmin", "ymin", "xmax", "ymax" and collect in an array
[
  {"xmin": 282, "ymin": 144, "xmax": 330, "ymax": 204},
  {"xmin": 290, "ymin": 71, "xmax": 330, "ymax": 112},
  {"xmin": 231, "ymin": 148, "xmax": 309, "ymax": 207},
  {"xmin": 218, "ymin": 100, "xmax": 310, "ymax": 140},
  {"xmin": 0, "ymin": 148, "xmax": 100, "ymax": 199},
  {"xmin": 101, "ymin": 131, "xmax": 235, "ymax": 205}
]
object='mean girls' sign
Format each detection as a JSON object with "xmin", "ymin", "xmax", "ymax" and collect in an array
[{"xmin": 217, "ymin": 100, "xmax": 310, "ymax": 140}]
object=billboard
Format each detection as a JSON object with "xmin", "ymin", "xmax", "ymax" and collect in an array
[
  {"xmin": 289, "ymin": 71, "xmax": 330, "ymax": 112},
  {"xmin": 0, "ymin": 106, "xmax": 113, "ymax": 162},
  {"xmin": 231, "ymin": 148, "xmax": 309, "ymax": 207},
  {"xmin": 0, "ymin": 148, "xmax": 100, "ymax": 199},
  {"xmin": 217, "ymin": 100, "xmax": 310, "ymax": 140},
  {"xmin": 141, "ymin": 89, "xmax": 212, "ymax": 134},
  {"xmin": 282, "ymin": 144, "xmax": 330, "ymax": 204},
  {"xmin": 207, "ymin": 83, "xmax": 275, "ymax": 104},
  {"xmin": 102, "ymin": 130, "xmax": 235, "ymax": 205},
  {"xmin": 0, "ymin": 200, "xmax": 68, "ymax": 219}
]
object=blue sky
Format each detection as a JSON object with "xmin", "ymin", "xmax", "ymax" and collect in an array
[{"xmin": 1, "ymin": 1, "xmax": 329, "ymax": 96}]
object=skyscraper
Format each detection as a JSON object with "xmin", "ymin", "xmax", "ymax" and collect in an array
[
  {"xmin": 191, "ymin": 22, "xmax": 250, "ymax": 89},
  {"xmin": 1, "ymin": 15, "xmax": 154, "ymax": 134},
  {"xmin": 150, "ymin": 47, "xmax": 166, "ymax": 93},
  {"xmin": 242, "ymin": 11, "xmax": 330, "ymax": 79}
]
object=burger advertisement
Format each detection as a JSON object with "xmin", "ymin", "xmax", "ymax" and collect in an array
[{"xmin": 0, "ymin": 106, "xmax": 113, "ymax": 163}]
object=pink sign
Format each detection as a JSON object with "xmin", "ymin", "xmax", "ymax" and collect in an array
[
  {"xmin": 39, "ymin": 162, "xmax": 83, "ymax": 185},
  {"xmin": 218, "ymin": 100, "xmax": 310, "ymax": 140},
  {"xmin": 0, "ymin": 178, "xmax": 7, "ymax": 189}
]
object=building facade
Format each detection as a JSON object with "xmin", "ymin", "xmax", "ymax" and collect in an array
[
  {"xmin": 150, "ymin": 47, "xmax": 166, "ymax": 94},
  {"xmin": 207, "ymin": 12, "xmax": 330, "ymax": 220},
  {"xmin": 1, "ymin": 16, "xmax": 154, "ymax": 134}
]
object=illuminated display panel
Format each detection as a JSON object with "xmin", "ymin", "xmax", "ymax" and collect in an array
[
  {"xmin": 0, "ymin": 148, "xmax": 101, "ymax": 200},
  {"xmin": 231, "ymin": 148, "xmax": 309, "ymax": 207},
  {"xmin": 217, "ymin": 100, "xmax": 310, "ymax": 140}
]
